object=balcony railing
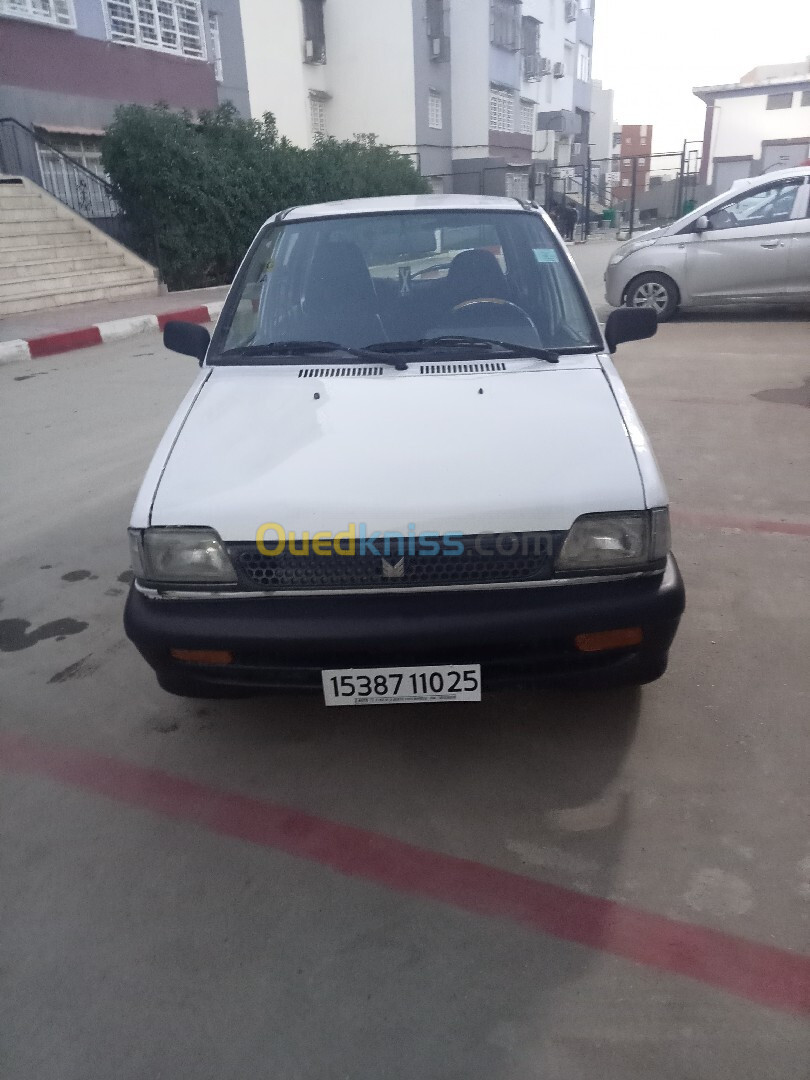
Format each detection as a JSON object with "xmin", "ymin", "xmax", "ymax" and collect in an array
[{"xmin": 0, "ymin": 117, "xmax": 135, "ymax": 250}]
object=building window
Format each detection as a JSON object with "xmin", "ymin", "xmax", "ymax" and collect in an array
[
  {"xmin": 521, "ymin": 14, "xmax": 539, "ymax": 55},
  {"xmin": 638, "ymin": 157, "xmax": 647, "ymax": 167},
  {"xmin": 429, "ymin": 175, "xmax": 445, "ymax": 194},
  {"xmin": 520, "ymin": 102, "xmax": 534, "ymax": 136},
  {"xmin": 576, "ymin": 43, "xmax": 590, "ymax": 82},
  {"xmin": 490, "ymin": 0, "xmax": 521, "ymax": 52},
  {"xmin": 489, "ymin": 88, "xmax": 514, "ymax": 132},
  {"xmin": 1, "ymin": 0, "xmax": 75, "ymax": 26},
  {"xmin": 34, "ymin": 132, "xmax": 112, "ymax": 216},
  {"xmin": 302, "ymin": 0, "xmax": 326, "ymax": 63},
  {"xmin": 104, "ymin": 0, "xmax": 206, "ymax": 58},
  {"xmin": 0, "ymin": 0, "xmax": 75, "ymax": 27},
  {"xmin": 428, "ymin": 90, "xmax": 443, "ymax": 129},
  {"xmin": 800, "ymin": 90, "xmax": 810, "ymax": 107},
  {"xmin": 766, "ymin": 93, "xmax": 793, "ymax": 110},
  {"xmin": 426, "ymin": 0, "xmax": 445, "ymax": 38},
  {"xmin": 208, "ymin": 11, "xmax": 223, "ymax": 81},
  {"xmin": 310, "ymin": 96, "xmax": 327, "ymax": 137}
]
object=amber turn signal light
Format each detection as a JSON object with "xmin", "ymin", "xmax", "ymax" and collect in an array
[
  {"xmin": 574, "ymin": 628, "xmax": 643, "ymax": 653},
  {"xmin": 170, "ymin": 648, "xmax": 234, "ymax": 666}
]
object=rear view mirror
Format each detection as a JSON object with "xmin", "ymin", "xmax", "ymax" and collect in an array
[
  {"xmin": 163, "ymin": 320, "xmax": 210, "ymax": 362},
  {"xmin": 604, "ymin": 307, "xmax": 658, "ymax": 353},
  {"xmin": 693, "ymin": 214, "xmax": 709, "ymax": 233}
]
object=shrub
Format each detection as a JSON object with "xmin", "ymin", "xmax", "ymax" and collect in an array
[{"xmin": 102, "ymin": 104, "xmax": 429, "ymax": 290}]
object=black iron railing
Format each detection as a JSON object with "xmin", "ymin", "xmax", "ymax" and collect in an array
[{"xmin": 0, "ymin": 117, "xmax": 135, "ymax": 250}]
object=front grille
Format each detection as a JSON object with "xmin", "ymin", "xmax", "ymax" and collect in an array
[{"xmin": 228, "ymin": 534, "xmax": 558, "ymax": 592}]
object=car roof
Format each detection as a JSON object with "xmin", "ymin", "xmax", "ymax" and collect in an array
[
  {"xmin": 274, "ymin": 193, "xmax": 527, "ymax": 225},
  {"xmin": 727, "ymin": 164, "xmax": 810, "ymax": 193}
]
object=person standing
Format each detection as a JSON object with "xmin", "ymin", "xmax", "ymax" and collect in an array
[{"xmin": 564, "ymin": 202, "xmax": 579, "ymax": 242}]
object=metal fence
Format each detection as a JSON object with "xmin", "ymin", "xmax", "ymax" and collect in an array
[
  {"xmin": 420, "ymin": 142, "xmax": 705, "ymax": 242},
  {"xmin": 540, "ymin": 145, "xmax": 705, "ymax": 239},
  {"xmin": 0, "ymin": 117, "xmax": 135, "ymax": 250}
]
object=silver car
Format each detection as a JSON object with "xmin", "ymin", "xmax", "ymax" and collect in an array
[{"xmin": 605, "ymin": 166, "xmax": 810, "ymax": 320}]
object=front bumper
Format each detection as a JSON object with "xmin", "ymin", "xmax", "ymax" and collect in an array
[
  {"xmin": 124, "ymin": 555, "xmax": 685, "ymax": 693},
  {"xmin": 604, "ymin": 262, "xmax": 627, "ymax": 308}
]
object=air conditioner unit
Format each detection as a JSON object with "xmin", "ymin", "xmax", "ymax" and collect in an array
[
  {"xmin": 539, "ymin": 56, "xmax": 552, "ymax": 77},
  {"xmin": 565, "ymin": 0, "xmax": 578, "ymax": 21},
  {"xmin": 553, "ymin": 61, "xmax": 565, "ymax": 79},
  {"xmin": 524, "ymin": 54, "xmax": 544, "ymax": 80},
  {"xmin": 430, "ymin": 34, "xmax": 450, "ymax": 61}
]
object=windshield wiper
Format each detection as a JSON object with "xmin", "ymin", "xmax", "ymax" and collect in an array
[
  {"xmin": 219, "ymin": 341, "xmax": 408, "ymax": 369},
  {"xmin": 366, "ymin": 336, "xmax": 565, "ymax": 364}
]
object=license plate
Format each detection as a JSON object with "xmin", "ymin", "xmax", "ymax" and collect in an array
[{"xmin": 322, "ymin": 664, "xmax": 482, "ymax": 706}]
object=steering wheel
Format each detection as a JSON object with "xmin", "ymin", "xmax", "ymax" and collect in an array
[{"xmin": 452, "ymin": 297, "xmax": 528, "ymax": 315}]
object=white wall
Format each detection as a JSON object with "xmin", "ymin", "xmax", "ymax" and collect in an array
[
  {"xmin": 449, "ymin": 0, "xmax": 490, "ymax": 158},
  {"xmin": 325, "ymin": 0, "xmax": 416, "ymax": 147},
  {"xmin": 589, "ymin": 80, "xmax": 613, "ymax": 161},
  {"xmin": 710, "ymin": 88, "xmax": 810, "ymax": 176},
  {"xmin": 240, "ymin": 0, "xmax": 311, "ymax": 145},
  {"xmin": 239, "ymin": 0, "xmax": 415, "ymax": 149}
]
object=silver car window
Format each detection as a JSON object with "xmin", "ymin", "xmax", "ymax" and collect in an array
[{"xmin": 707, "ymin": 178, "xmax": 803, "ymax": 231}]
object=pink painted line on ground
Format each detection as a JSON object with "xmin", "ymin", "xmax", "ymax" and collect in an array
[
  {"xmin": 673, "ymin": 510, "xmax": 810, "ymax": 538},
  {"xmin": 1, "ymin": 731, "xmax": 808, "ymax": 1017}
]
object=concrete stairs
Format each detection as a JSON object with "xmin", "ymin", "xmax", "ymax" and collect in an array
[{"xmin": 0, "ymin": 176, "xmax": 159, "ymax": 317}]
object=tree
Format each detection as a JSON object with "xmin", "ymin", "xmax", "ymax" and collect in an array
[{"xmin": 102, "ymin": 104, "xmax": 429, "ymax": 290}]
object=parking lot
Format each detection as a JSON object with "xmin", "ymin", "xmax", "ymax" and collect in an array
[{"xmin": 1, "ymin": 247, "xmax": 809, "ymax": 1079}]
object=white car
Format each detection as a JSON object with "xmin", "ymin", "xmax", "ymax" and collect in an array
[
  {"xmin": 606, "ymin": 165, "xmax": 810, "ymax": 320},
  {"xmin": 125, "ymin": 194, "xmax": 684, "ymax": 703}
]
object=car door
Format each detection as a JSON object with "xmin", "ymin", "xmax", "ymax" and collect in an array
[
  {"xmin": 685, "ymin": 177, "xmax": 804, "ymax": 301},
  {"xmin": 785, "ymin": 178, "xmax": 810, "ymax": 298}
]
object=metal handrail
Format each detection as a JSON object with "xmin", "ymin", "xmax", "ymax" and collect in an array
[{"xmin": 0, "ymin": 116, "xmax": 135, "ymax": 250}]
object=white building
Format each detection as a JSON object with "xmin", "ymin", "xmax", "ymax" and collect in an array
[
  {"xmin": 694, "ymin": 59, "xmax": 810, "ymax": 190},
  {"xmin": 238, "ymin": 0, "xmax": 597, "ymax": 197}
]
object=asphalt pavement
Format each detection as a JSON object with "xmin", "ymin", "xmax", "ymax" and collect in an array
[{"xmin": 1, "ymin": 247, "xmax": 809, "ymax": 1079}]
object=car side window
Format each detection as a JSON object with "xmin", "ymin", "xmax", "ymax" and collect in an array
[{"xmin": 706, "ymin": 179, "xmax": 802, "ymax": 231}]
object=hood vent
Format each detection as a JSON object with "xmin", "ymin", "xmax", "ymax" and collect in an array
[
  {"xmin": 298, "ymin": 366, "xmax": 385, "ymax": 378},
  {"xmin": 419, "ymin": 361, "xmax": 508, "ymax": 375}
]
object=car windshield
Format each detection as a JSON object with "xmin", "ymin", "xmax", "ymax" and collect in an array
[{"xmin": 212, "ymin": 209, "xmax": 601, "ymax": 362}]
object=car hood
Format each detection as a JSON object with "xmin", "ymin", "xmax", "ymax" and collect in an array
[{"xmin": 149, "ymin": 360, "xmax": 646, "ymax": 539}]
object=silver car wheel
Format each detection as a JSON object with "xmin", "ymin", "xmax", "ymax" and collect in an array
[{"xmin": 630, "ymin": 281, "xmax": 670, "ymax": 314}]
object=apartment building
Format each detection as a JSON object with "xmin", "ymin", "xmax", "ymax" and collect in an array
[
  {"xmin": 612, "ymin": 123, "xmax": 653, "ymax": 201},
  {"xmin": 0, "ymin": 0, "xmax": 249, "ymax": 181},
  {"xmin": 240, "ymin": 0, "xmax": 597, "ymax": 198},
  {"xmin": 694, "ymin": 59, "xmax": 810, "ymax": 190}
]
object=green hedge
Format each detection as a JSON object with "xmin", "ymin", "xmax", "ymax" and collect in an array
[{"xmin": 101, "ymin": 103, "xmax": 429, "ymax": 291}]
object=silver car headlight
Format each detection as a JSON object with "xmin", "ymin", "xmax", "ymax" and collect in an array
[
  {"xmin": 556, "ymin": 509, "xmax": 670, "ymax": 572},
  {"xmin": 128, "ymin": 527, "xmax": 237, "ymax": 584},
  {"xmin": 608, "ymin": 238, "xmax": 658, "ymax": 267}
]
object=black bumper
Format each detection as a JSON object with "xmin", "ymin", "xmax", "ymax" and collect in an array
[{"xmin": 124, "ymin": 555, "xmax": 685, "ymax": 693}]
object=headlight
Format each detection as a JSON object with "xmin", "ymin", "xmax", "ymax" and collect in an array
[
  {"xmin": 128, "ymin": 527, "xmax": 237, "ymax": 584},
  {"xmin": 608, "ymin": 238, "xmax": 658, "ymax": 267},
  {"xmin": 556, "ymin": 509, "xmax": 670, "ymax": 572}
]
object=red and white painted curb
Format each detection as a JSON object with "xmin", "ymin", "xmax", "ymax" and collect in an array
[{"xmin": 0, "ymin": 300, "xmax": 226, "ymax": 366}]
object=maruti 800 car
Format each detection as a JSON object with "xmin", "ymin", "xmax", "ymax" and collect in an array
[{"xmin": 125, "ymin": 195, "xmax": 684, "ymax": 705}]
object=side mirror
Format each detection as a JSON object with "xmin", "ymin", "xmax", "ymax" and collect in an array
[
  {"xmin": 163, "ymin": 320, "xmax": 210, "ymax": 362},
  {"xmin": 604, "ymin": 307, "xmax": 658, "ymax": 353},
  {"xmin": 693, "ymin": 214, "xmax": 709, "ymax": 233}
]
